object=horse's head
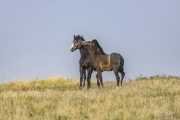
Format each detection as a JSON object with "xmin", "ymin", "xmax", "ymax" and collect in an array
[{"xmin": 70, "ymin": 35, "xmax": 84, "ymax": 52}]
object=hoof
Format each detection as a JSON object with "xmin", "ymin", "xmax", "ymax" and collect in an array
[{"xmin": 116, "ymin": 86, "xmax": 122, "ymax": 90}]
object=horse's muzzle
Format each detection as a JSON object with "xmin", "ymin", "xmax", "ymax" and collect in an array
[{"xmin": 70, "ymin": 47, "xmax": 74, "ymax": 52}]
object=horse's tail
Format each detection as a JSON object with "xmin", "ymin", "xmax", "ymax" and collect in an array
[{"xmin": 118, "ymin": 64, "xmax": 124, "ymax": 72}]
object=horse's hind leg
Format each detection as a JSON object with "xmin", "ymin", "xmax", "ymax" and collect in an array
[
  {"xmin": 120, "ymin": 71, "xmax": 125, "ymax": 86},
  {"xmin": 113, "ymin": 69, "xmax": 120, "ymax": 88}
]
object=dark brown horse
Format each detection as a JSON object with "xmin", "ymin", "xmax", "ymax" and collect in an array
[
  {"xmin": 70, "ymin": 35, "xmax": 94, "ymax": 89},
  {"xmin": 71, "ymin": 36, "xmax": 125, "ymax": 88}
]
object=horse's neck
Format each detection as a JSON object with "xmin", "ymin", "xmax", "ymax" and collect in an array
[
  {"xmin": 79, "ymin": 47, "xmax": 89, "ymax": 58},
  {"xmin": 94, "ymin": 44, "xmax": 105, "ymax": 56},
  {"xmin": 88, "ymin": 45, "xmax": 103, "ymax": 63}
]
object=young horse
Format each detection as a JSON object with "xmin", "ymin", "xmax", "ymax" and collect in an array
[
  {"xmin": 73, "ymin": 38, "xmax": 125, "ymax": 88},
  {"xmin": 70, "ymin": 35, "xmax": 94, "ymax": 89}
]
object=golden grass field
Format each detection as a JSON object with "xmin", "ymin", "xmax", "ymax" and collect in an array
[{"xmin": 0, "ymin": 75, "xmax": 180, "ymax": 120}]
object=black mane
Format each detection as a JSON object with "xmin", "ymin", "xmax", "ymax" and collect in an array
[
  {"xmin": 73, "ymin": 35, "xmax": 85, "ymax": 42},
  {"xmin": 92, "ymin": 40, "xmax": 106, "ymax": 55}
]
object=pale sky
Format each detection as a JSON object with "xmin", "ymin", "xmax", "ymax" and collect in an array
[{"xmin": 0, "ymin": 1, "xmax": 180, "ymax": 82}]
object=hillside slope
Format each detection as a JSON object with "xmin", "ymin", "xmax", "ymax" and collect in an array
[{"xmin": 0, "ymin": 75, "xmax": 179, "ymax": 120}]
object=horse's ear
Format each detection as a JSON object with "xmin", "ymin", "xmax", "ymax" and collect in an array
[
  {"xmin": 78, "ymin": 34, "xmax": 80, "ymax": 38},
  {"xmin": 74, "ymin": 35, "xmax": 75, "ymax": 37}
]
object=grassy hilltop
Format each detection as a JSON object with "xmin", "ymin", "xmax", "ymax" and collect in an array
[{"xmin": 0, "ymin": 75, "xmax": 180, "ymax": 120}]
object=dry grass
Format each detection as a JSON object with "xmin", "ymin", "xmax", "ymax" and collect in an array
[{"xmin": 0, "ymin": 75, "xmax": 180, "ymax": 120}]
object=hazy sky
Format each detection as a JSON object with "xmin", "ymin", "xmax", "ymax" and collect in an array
[{"xmin": 0, "ymin": 1, "xmax": 180, "ymax": 82}]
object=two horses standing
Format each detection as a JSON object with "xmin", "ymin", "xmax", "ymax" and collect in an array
[{"xmin": 70, "ymin": 35, "xmax": 125, "ymax": 89}]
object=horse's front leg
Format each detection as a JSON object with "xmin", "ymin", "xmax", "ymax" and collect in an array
[
  {"xmin": 79, "ymin": 66, "xmax": 84, "ymax": 89},
  {"xmin": 82, "ymin": 69, "xmax": 86, "ymax": 87},
  {"xmin": 96, "ymin": 73, "xmax": 100, "ymax": 88},
  {"xmin": 97, "ymin": 71, "xmax": 104, "ymax": 88},
  {"xmin": 87, "ymin": 67, "xmax": 93, "ymax": 89}
]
